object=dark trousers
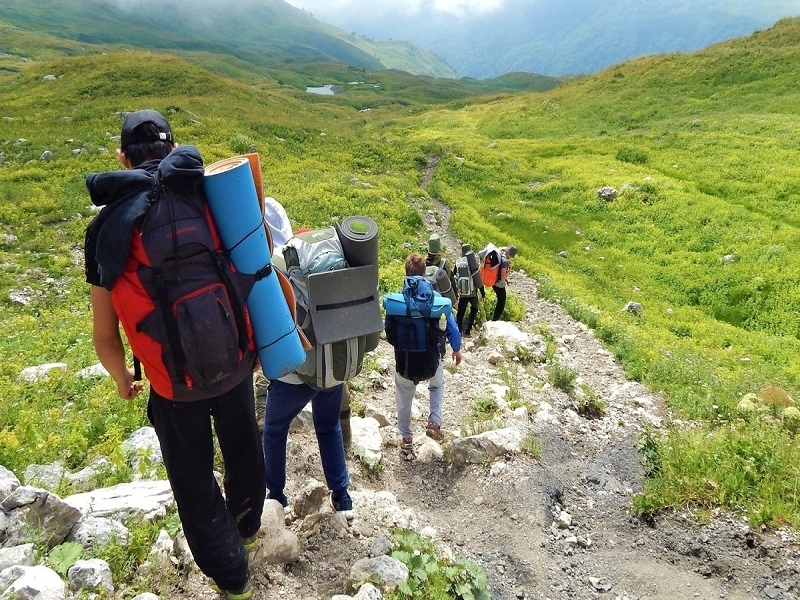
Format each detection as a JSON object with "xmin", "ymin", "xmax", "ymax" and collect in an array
[
  {"xmin": 492, "ymin": 285, "xmax": 507, "ymax": 321},
  {"xmin": 147, "ymin": 373, "xmax": 265, "ymax": 591},
  {"xmin": 456, "ymin": 295, "xmax": 478, "ymax": 334}
]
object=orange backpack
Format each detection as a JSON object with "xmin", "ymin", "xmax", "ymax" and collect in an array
[{"xmin": 478, "ymin": 244, "xmax": 501, "ymax": 287}]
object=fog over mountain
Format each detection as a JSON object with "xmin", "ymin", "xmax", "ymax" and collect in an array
[{"xmin": 284, "ymin": 0, "xmax": 800, "ymax": 78}]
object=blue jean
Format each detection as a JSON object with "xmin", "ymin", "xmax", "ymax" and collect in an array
[
  {"xmin": 394, "ymin": 361, "xmax": 444, "ymax": 438},
  {"xmin": 262, "ymin": 380, "xmax": 350, "ymax": 504}
]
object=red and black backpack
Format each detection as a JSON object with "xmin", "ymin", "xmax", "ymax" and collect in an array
[{"xmin": 111, "ymin": 173, "xmax": 256, "ymax": 401}]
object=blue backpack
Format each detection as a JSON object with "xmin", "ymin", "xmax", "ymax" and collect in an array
[{"xmin": 384, "ymin": 276, "xmax": 451, "ymax": 383}]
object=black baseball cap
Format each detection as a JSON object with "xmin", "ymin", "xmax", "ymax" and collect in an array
[{"xmin": 120, "ymin": 110, "xmax": 173, "ymax": 147}]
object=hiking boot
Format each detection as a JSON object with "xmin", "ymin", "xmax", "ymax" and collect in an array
[
  {"xmin": 425, "ymin": 421, "xmax": 443, "ymax": 441},
  {"xmin": 211, "ymin": 582, "xmax": 252, "ymax": 599},
  {"xmin": 242, "ymin": 533, "xmax": 259, "ymax": 553},
  {"xmin": 400, "ymin": 436, "xmax": 414, "ymax": 457},
  {"xmin": 267, "ymin": 491, "xmax": 292, "ymax": 515},
  {"xmin": 329, "ymin": 491, "xmax": 355, "ymax": 521}
]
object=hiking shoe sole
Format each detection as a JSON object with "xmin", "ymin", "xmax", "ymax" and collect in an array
[
  {"xmin": 211, "ymin": 583, "xmax": 252, "ymax": 599},
  {"xmin": 242, "ymin": 534, "xmax": 258, "ymax": 552},
  {"xmin": 329, "ymin": 492, "xmax": 355, "ymax": 521},
  {"xmin": 425, "ymin": 422, "xmax": 443, "ymax": 441}
]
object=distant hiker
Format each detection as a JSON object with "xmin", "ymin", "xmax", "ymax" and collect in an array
[
  {"xmin": 425, "ymin": 233, "xmax": 449, "ymax": 272},
  {"xmin": 384, "ymin": 252, "xmax": 462, "ymax": 457},
  {"xmin": 491, "ymin": 245, "xmax": 516, "ymax": 321},
  {"xmin": 84, "ymin": 110, "xmax": 265, "ymax": 600},
  {"xmin": 455, "ymin": 244, "xmax": 486, "ymax": 336},
  {"xmin": 425, "ymin": 233, "xmax": 458, "ymax": 305},
  {"xmin": 480, "ymin": 243, "xmax": 517, "ymax": 321}
]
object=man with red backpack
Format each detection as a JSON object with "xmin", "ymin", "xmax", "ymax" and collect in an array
[{"xmin": 84, "ymin": 110, "xmax": 265, "ymax": 600}]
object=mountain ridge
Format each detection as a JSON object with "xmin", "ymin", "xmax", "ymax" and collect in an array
[{"xmin": 0, "ymin": 0, "xmax": 457, "ymax": 78}]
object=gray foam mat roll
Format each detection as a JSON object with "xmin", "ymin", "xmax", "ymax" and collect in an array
[
  {"xmin": 336, "ymin": 216, "xmax": 379, "ymax": 267},
  {"xmin": 336, "ymin": 216, "xmax": 381, "ymax": 350}
]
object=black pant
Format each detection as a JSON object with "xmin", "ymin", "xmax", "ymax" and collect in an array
[
  {"xmin": 147, "ymin": 373, "xmax": 265, "ymax": 591},
  {"xmin": 456, "ymin": 295, "xmax": 478, "ymax": 334},
  {"xmin": 492, "ymin": 285, "xmax": 507, "ymax": 321}
]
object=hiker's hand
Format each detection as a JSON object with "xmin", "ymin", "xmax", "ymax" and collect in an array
[
  {"xmin": 116, "ymin": 368, "xmax": 143, "ymax": 400},
  {"xmin": 452, "ymin": 350, "xmax": 462, "ymax": 366}
]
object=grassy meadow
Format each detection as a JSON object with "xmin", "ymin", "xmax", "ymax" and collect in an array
[{"xmin": 1, "ymin": 14, "xmax": 800, "ymax": 546}]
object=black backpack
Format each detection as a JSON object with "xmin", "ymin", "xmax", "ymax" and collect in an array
[
  {"xmin": 384, "ymin": 276, "xmax": 447, "ymax": 384},
  {"xmin": 87, "ymin": 147, "xmax": 257, "ymax": 400}
]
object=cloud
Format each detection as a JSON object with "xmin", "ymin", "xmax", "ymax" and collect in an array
[{"xmin": 283, "ymin": 0, "xmax": 504, "ymax": 20}]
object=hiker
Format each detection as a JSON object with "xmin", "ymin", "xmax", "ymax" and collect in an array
[
  {"xmin": 261, "ymin": 222, "xmax": 374, "ymax": 520},
  {"xmin": 425, "ymin": 233, "xmax": 458, "ymax": 305},
  {"xmin": 254, "ymin": 211, "xmax": 353, "ymax": 449},
  {"xmin": 84, "ymin": 110, "xmax": 265, "ymax": 600},
  {"xmin": 455, "ymin": 247, "xmax": 486, "ymax": 337},
  {"xmin": 491, "ymin": 245, "xmax": 517, "ymax": 321},
  {"xmin": 425, "ymin": 233, "xmax": 450, "ymax": 272},
  {"xmin": 387, "ymin": 252, "xmax": 462, "ymax": 456},
  {"xmin": 261, "ymin": 378, "xmax": 354, "ymax": 520}
]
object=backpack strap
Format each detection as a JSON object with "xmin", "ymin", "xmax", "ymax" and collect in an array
[
  {"xmin": 212, "ymin": 251, "xmax": 251, "ymax": 354},
  {"xmin": 149, "ymin": 265, "xmax": 188, "ymax": 382}
]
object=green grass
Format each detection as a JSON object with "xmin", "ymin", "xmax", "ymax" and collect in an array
[
  {"xmin": 1, "ymin": 11, "xmax": 800, "ymax": 555},
  {"xmin": 401, "ymin": 18, "xmax": 800, "ymax": 525}
]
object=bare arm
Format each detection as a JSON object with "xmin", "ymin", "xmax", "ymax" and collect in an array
[{"xmin": 91, "ymin": 286, "xmax": 142, "ymax": 399}]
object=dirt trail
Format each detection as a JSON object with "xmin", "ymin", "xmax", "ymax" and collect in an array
[{"xmin": 183, "ymin": 162, "xmax": 799, "ymax": 600}]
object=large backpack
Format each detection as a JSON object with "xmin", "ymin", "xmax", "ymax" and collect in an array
[
  {"xmin": 109, "ymin": 168, "xmax": 256, "ymax": 401},
  {"xmin": 425, "ymin": 258, "xmax": 457, "ymax": 305},
  {"xmin": 384, "ymin": 276, "xmax": 451, "ymax": 384},
  {"xmin": 282, "ymin": 227, "xmax": 380, "ymax": 389},
  {"xmin": 478, "ymin": 243, "xmax": 501, "ymax": 288},
  {"xmin": 454, "ymin": 256, "xmax": 476, "ymax": 296}
]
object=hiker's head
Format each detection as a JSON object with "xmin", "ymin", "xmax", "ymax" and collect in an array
[
  {"xmin": 427, "ymin": 234, "xmax": 444, "ymax": 255},
  {"xmin": 405, "ymin": 252, "xmax": 426, "ymax": 276},
  {"xmin": 118, "ymin": 110, "xmax": 175, "ymax": 168},
  {"xmin": 503, "ymin": 245, "xmax": 518, "ymax": 259}
]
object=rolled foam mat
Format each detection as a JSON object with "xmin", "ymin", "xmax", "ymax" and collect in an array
[
  {"xmin": 383, "ymin": 292, "xmax": 452, "ymax": 318},
  {"xmin": 463, "ymin": 249, "xmax": 483, "ymax": 290},
  {"xmin": 335, "ymin": 216, "xmax": 381, "ymax": 351},
  {"xmin": 203, "ymin": 156, "xmax": 306, "ymax": 379},
  {"xmin": 432, "ymin": 267, "xmax": 457, "ymax": 304},
  {"xmin": 335, "ymin": 216, "xmax": 379, "ymax": 267}
]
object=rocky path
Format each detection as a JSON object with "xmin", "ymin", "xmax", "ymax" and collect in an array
[{"xmin": 182, "ymin": 181, "xmax": 800, "ymax": 600}]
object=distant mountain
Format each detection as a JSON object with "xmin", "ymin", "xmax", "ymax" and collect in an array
[
  {"xmin": 0, "ymin": 0, "xmax": 457, "ymax": 78},
  {"xmin": 296, "ymin": 0, "xmax": 800, "ymax": 78}
]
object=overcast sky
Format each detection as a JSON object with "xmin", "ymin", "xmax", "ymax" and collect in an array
[{"xmin": 282, "ymin": 0, "xmax": 505, "ymax": 20}]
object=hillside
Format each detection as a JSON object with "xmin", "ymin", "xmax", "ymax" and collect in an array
[
  {"xmin": 0, "ymin": 14, "xmax": 799, "ymax": 600},
  {"xmin": 309, "ymin": 0, "xmax": 800, "ymax": 78},
  {"xmin": 0, "ymin": 0, "xmax": 457, "ymax": 78}
]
